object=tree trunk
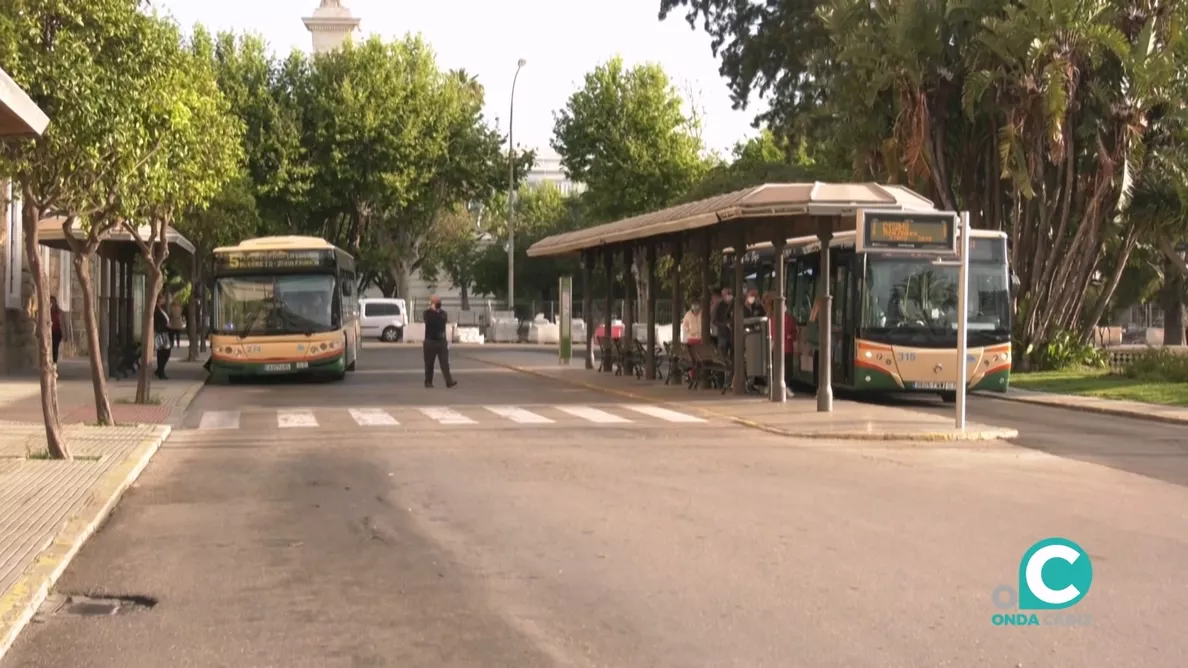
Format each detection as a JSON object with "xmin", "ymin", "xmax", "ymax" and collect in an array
[
  {"xmin": 136, "ymin": 265, "xmax": 163, "ymax": 403},
  {"xmin": 389, "ymin": 264, "xmax": 409, "ymax": 299},
  {"xmin": 22, "ymin": 197, "xmax": 69, "ymax": 459},
  {"xmin": 73, "ymin": 253, "xmax": 114, "ymax": 426},
  {"xmin": 460, "ymin": 283, "xmax": 470, "ymax": 310},
  {"xmin": 133, "ymin": 222, "xmax": 170, "ymax": 404}
]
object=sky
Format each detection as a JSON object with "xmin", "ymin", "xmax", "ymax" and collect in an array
[{"xmin": 147, "ymin": 0, "xmax": 765, "ymax": 160}]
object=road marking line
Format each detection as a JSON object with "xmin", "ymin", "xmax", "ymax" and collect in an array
[
  {"xmin": 556, "ymin": 405, "xmax": 631, "ymax": 423},
  {"xmin": 278, "ymin": 409, "xmax": 318, "ymax": 428},
  {"xmin": 418, "ymin": 407, "xmax": 476, "ymax": 425},
  {"xmin": 198, "ymin": 411, "xmax": 239, "ymax": 430},
  {"xmin": 620, "ymin": 404, "xmax": 705, "ymax": 423},
  {"xmin": 485, "ymin": 406, "xmax": 554, "ymax": 424},
  {"xmin": 349, "ymin": 408, "xmax": 399, "ymax": 426}
]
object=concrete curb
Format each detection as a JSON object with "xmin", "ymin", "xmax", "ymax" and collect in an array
[
  {"xmin": 978, "ymin": 391, "xmax": 1188, "ymax": 426},
  {"xmin": 168, "ymin": 378, "xmax": 207, "ymax": 427},
  {"xmin": 459, "ymin": 353, "xmax": 1019, "ymax": 442},
  {"xmin": 0, "ymin": 425, "xmax": 171, "ymax": 661}
]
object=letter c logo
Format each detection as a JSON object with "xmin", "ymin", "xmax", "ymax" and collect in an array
[{"xmin": 1018, "ymin": 538, "xmax": 1093, "ymax": 610}]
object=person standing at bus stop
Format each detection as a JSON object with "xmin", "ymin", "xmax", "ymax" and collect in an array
[
  {"xmin": 50, "ymin": 296, "xmax": 63, "ymax": 364},
  {"xmin": 422, "ymin": 296, "xmax": 457, "ymax": 389}
]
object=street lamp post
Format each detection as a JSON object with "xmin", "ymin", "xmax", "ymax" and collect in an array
[{"xmin": 507, "ymin": 58, "xmax": 526, "ymax": 313}]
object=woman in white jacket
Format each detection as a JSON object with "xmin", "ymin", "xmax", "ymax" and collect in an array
[{"xmin": 680, "ymin": 302, "xmax": 702, "ymax": 342}]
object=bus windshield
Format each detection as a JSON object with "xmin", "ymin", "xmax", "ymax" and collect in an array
[
  {"xmin": 861, "ymin": 257, "xmax": 1010, "ymax": 347},
  {"xmin": 215, "ymin": 274, "xmax": 337, "ymax": 336}
]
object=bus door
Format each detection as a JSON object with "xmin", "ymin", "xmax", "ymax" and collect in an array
[{"xmin": 832, "ymin": 254, "xmax": 854, "ymax": 387}]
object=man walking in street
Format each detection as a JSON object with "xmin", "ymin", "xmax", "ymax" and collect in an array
[{"xmin": 422, "ymin": 295, "xmax": 457, "ymax": 389}]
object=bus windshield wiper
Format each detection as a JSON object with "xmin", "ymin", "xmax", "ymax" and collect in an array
[{"xmin": 237, "ymin": 302, "xmax": 272, "ymax": 339}]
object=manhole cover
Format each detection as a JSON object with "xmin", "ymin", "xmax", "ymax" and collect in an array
[{"xmin": 38, "ymin": 594, "xmax": 157, "ymax": 618}]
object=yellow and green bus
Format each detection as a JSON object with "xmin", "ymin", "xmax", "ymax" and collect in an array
[
  {"xmin": 734, "ymin": 228, "xmax": 1013, "ymax": 400},
  {"xmin": 207, "ymin": 236, "xmax": 360, "ymax": 381}
]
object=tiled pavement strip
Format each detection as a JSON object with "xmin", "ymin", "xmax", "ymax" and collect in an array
[
  {"xmin": 0, "ymin": 357, "xmax": 206, "ymax": 659},
  {"xmin": 455, "ymin": 349, "xmax": 1020, "ymax": 442}
]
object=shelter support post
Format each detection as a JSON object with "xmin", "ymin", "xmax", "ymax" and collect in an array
[
  {"xmin": 582, "ymin": 251, "xmax": 595, "ymax": 370},
  {"xmin": 671, "ymin": 241, "xmax": 683, "ymax": 347},
  {"xmin": 645, "ymin": 243, "xmax": 658, "ymax": 380},
  {"xmin": 602, "ymin": 250, "xmax": 613, "ymax": 372},
  {"xmin": 700, "ymin": 232, "xmax": 712, "ymax": 340},
  {"xmin": 623, "ymin": 247, "xmax": 636, "ymax": 347},
  {"xmin": 731, "ymin": 230, "xmax": 746, "ymax": 395},
  {"xmin": 98, "ymin": 256, "xmax": 109, "ymax": 374},
  {"xmin": 816, "ymin": 219, "xmax": 833, "ymax": 412},
  {"xmin": 122, "ymin": 257, "xmax": 134, "ymax": 347},
  {"xmin": 107, "ymin": 257, "xmax": 119, "ymax": 376},
  {"xmin": 771, "ymin": 236, "xmax": 787, "ymax": 403}
]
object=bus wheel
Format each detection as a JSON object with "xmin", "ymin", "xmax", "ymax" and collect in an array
[{"xmin": 940, "ymin": 391, "xmax": 957, "ymax": 403}]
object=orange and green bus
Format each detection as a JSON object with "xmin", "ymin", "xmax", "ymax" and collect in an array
[
  {"xmin": 207, "ymin": 236, "xmax": 360, "ymax": 381},
  {"xmin": 734, "ymin": 228, "xmax": 1013, "ymax": 400}
]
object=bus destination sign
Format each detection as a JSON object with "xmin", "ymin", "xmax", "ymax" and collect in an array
[
  {"xmin": 215, "ymin": 249, "xmax": 335, "ymax": 272},
  {"xmin": 856, "ymin": 210, "xmax": 958, "ymax": 255}
]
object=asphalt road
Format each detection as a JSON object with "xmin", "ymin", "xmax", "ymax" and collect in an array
[
  {"xmin": 502, "ymin": 346, "xmax": 1188, "ymax": 488},
  {"xmin": 874, "ymin": 392, "xmax": 1188, "ymax": 488},
  {"xmin": 5, "ymin": 344, "xmax": 1187, "ymax": 667}
]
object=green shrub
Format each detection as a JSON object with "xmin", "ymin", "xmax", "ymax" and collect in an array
[
  {"xmin": 1122, "ymin": 348, "xmax": 1188, "ymax": 383},
  {"xmin": 1027, "ymin": 330, "xmax": 1110, "ymax": 371}
]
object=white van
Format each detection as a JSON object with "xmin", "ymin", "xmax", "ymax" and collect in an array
[{"xmin": 359, "ymin": 298, "xmax": 408, "ymax": 342}]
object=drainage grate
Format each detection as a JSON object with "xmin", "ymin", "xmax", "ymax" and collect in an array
[{"xmin": 37, "ymin": 593, "xmax": 157, "ymax": 618}]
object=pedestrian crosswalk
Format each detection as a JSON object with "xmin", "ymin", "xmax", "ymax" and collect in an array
[{"xmin": 189, "ymin": 403, "xmax": 708, "ymax": 431}]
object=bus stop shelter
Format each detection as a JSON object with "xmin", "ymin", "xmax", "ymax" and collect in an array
[
  {"xmin": 526, "ymin": 182, "xmax": 941, "ymax": 411},
  {"xmin": 38, "ymin": 218, "xmax": 196, "ymax": 377}
]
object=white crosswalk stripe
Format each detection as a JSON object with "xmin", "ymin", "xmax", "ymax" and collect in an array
[
  {"xmin": 555, "ymin": 405, "xmax": 632, "ymax": 423},
  {"xmin": 621, "ymin": 404, "xmax": 706, "ymax": 423},
  {"xmin": 484, "ymin": 406, "xmax": 554, "ymax": 424},
  {"xmin": 278, "ymin": 409, "xmax": 318, "ymax": 428},
  {"xmin": 349, "ymin": 408, "xmax": 399, "ymax": 426},
  {"xmin": 192, "ymin": 404, "xmax": 707, "ymax": 431},
  {"xmin": 198, "ymin": 410, "xmax": 239, "ymax": 430},
  {"xmin": 418, "ymin": 407, "xmax": 476, "ymax": 425}
]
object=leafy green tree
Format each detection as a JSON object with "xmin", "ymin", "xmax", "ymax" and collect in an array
[
  {"xmin": 291, "ymin": 40, "xmax": 515, "ymax": 297},
  {"xmin": 551, "ymin": 56, "xmax": 707, "ymax": 314},
  {"xmin": 211, "ymin": 31, "xmax": 309, "ymax": 235},
  {"xmin": 681, "ymin": 130, "xmax": 846, "ymax": 202},
  {"xmin": 663, "ymin": 0, "xmax": 1188, "ymax": 363},
  {"xmin": 473, "ymin": 182, "xmax": 581, "ymax": 308},
  {"xmin": 418, "ymin": 204, "xmax": 485, "ymax": 309},
  {"xmin": 0, "ymin": 0, "xmax": 173, "ymax": 456},
  {"xmin": 176, "ymin": 172, "xmax": 261, "ymax": 358},
  {"xmin": 123, "ymin": 14, "xmax": 243, "ymax": 402}
]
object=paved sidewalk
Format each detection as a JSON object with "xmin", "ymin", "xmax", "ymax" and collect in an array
[
  {"xmin": 458, "ymin": 350, "xmax": 1017, "ymax": 441},
  {"xmin": 0, "ymin": 357, "xmax": 206, "ymax": 427},
  {"xmin": 0, "ymin": 354, "xmax": 207, "ymax": 660},
  {"xmin": 986, "ymin": 387, "xmax": 1188, "ymax": 425}
]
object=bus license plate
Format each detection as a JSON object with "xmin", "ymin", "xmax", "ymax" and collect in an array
[
  {"xmin": 913, "ymin": 382, "xmax": 956, "ymax": 390},
  {"xmin": 264, "ymin": 364, "xmax": 291, "ymax": 372}
]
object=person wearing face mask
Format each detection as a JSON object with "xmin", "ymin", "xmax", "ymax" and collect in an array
[{"xmin": 743, "ymin": 288, "xmax": 766, "ymax": 322}]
